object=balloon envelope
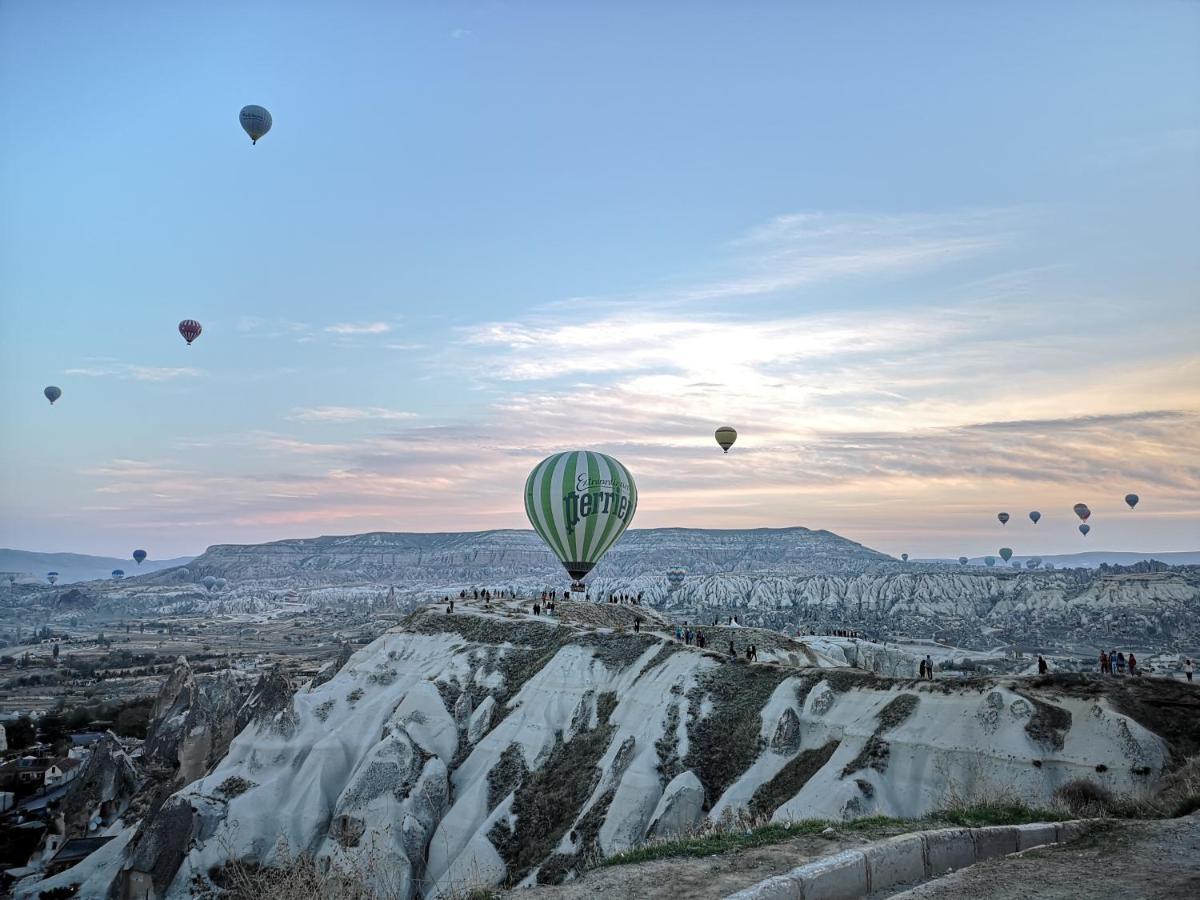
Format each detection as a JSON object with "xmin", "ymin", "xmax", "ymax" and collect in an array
[
  {"xmin": 997, "ymin": 512, "xmax": 1010, "ymax": 525},
  {"xmin": 1124, "ymin": 493, "xmax": 1139, "ymax": 509},
  {"xmin": 179, "ymin": 320, "xmax": 202, "ymax": 345},
  {"xmin": 901, "ymin": 553, "xmax": 909, "ymax": 562},
  {"xmin": 984, "ymin": 556, "xmax": 996, "ymax": 567},
  {"xmin": 666, "ymin": 567, "xmax": 686, "ymax": 588},
  {"xmin": 1029, "ymin": 511, "xmax": 1041, "ymax": 524},
  {"xmin": 714, "ymin": 426, "xmax": 737, "ymax": 453},
  {"xmin": 202, "ymin": 575, "xmax": 217, "ymax": 590},
  {"xmin": 1079, "ymin": 523, "xmax": 1091, "ymax": 536},
  {"xmin": 111, "ymin": 569, "xmax": 124, "ymax": 580},
  {"xmin": 43, "ymin": 386, "xmax": 61, "ymax": 405},
  {"xmin": 132, "ymin": 549, "xmax": 147, "ymax": 565},
  {"xmin": 958, "ymin": 556, "xmax": 968, "ymax": 565},
  {"xmin": 525, "ymin": 450, "xmax": 637, "ymax": 583},
  {"xmin": 47, "ymin": 572, "xmax": 58, "ymax": 584},
  {"xmin": 999, "ymin": 547, "xmax": 1013, "ymax": 562},
  {"xmin": 214, "ymin": 578, "xmax": 227, "ymax": 589},
  {"xmin": 1073, "ymin": 503, "xmax": 1091, "ymax": 521},
  {"xmin": 239, "ymin": 105, "xmax": 272, "ymax": 143}
]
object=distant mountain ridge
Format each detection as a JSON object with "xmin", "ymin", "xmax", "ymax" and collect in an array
[
  {"xmin": 164, "ymin": 526, "xmax": 892, "ymax": 585},
  {"xmin": 0, "ymin": 549, "xmax": 194, "ymax": 585},
  {"xmin": 924, "ymin": 551, "xmax": 1200, "ymax": 568}
]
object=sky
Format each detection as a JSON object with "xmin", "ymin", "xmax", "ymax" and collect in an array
[{"xmin": 1, "ymin": 1, "xmax": 1198, "ymax": 560}]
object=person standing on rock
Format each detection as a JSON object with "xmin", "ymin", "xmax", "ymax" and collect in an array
[
  {"xmin": 729, "ymin": 640, "xmax": 736, "ymax": 658},
  {"xmin": 919, "ymin": 659, "xmax": 927, "ymax": 679},
  {"xmin": 1098, "ymin": 651, "xmax": 1107, "ymax": 674},
  {"xmin": 1116, "ymin": 651, "xmax": 1126, "ymax": 675},
  {"xmin": 533, "ymin": 602, "xmax": 541, "ymax": 616},
  {"xmin": 675, "ymin": 624, "xmax": 683, "ymax": 642},
  {"xmin": 1038, "ymin": 655, "xmax": 1048, "ymax": 675},
  {"xmin": 925, "ymin": 655, "xmax": 935, "ymax": 679},
  {"xmin": 1128, "ymin": 652, "xmax": 1138, "ymax": 676},
  {"xmin": 1185, "ymin": 659, "xmax": 1194, "ymax": 682},
  {"xmin": 633, "ymin": 616, "xmax": 641, "ymax": 633}
]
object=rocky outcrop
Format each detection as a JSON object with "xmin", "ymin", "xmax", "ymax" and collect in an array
[
  {"xmin": 57, "ymin": 733, "xmax": 138, "ymax": 838},
  {"xmin": 143, "ymin": 658, "xmax": 248, "ymax": 785},
  {"xmin": 647, "ymin": 771, "xmax": 705, "ymax": 838},
  {"xmin": 38, "ymin": 604, "xmax": 1195, "ymax": 900},
  {"xmin": 310, "ymin": 640, "xmax": 355, "ymax": 690}
]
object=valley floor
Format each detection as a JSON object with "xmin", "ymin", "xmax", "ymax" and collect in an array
[{"xmin": 883, "ymin": 814, "xmax": 1200, "ymax": 899}]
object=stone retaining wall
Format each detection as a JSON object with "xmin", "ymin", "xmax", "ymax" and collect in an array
[{"xmin": 725, "ymin": 820, "xmax": 1097, "ymax": 900}]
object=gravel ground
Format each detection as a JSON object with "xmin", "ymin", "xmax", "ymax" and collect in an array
[
  {"xmin": 503, "ymin": 825, "xmax": 913, "ymax": 900},
  {"xmin": 883, "ymin": 814, "xmax": 1200, "ymax": 899}
]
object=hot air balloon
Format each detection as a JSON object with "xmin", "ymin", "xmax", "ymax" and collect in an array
[
  {"xmin": 202, "ymin": 575, "xmax": 217, "ymax": 591},
  {"xmin": 997, "ymin": 512, "xmax": 1010, "ymax": 525},
  {"xmin": 666, "ymin": 567, "xmax": 686, "ymax": 589},
  {"xmin": 239, "ymin": 105, "xmax": 272, "ymax": 144},
  {"xmin": 214, "ymin": 578, "xmax": 228, "ymax": 590},
  {"xmin": 47, "ymin": 572, "xmax": 58, "ymax": 585},
  {"xmin": 999, "ymin": 547, "xmax": 1013, "ymax": 562},
  {"xmin": 1029, "ymin": 511, "xmax": 1041, "ymax": 524},
  {"xmin": 1073, "ymin": 503, "xmax": 1091, "ymax": 522},
  {"xmin": 179, "ymin": 320, "xmax": 202, "ymax": 346},
  {"xmin": 44, "ymin": 386, "xmax": 62, "ymax": 405},
  {"xmin": 1045, "ymin": 562, "xmax": 1056, "ymax": 570},
  {"xmin": 111, "ymin": 569, "xmax": 124, "ymax": 580},
  {"xmin": 524, "ymin": 450, "xmax": 637, "ymax": 589},
  {"xmin": 958, "ymin": 556, "xmax": 968, "ymax": 565},
  {"xmin": 901, "ymin": 553, "xmax": 909, "ymax": 562},
  {"xmin": 1079, "ymin": 523, "xmax": 1090, "ymax": 536},
  {"xmin": 132, "ymin": 549, "xmax": 147, "ymax": 565},
  {"xmin": 714, "ymin": 426, "xmax": 737, "ymax": 454},
  {"xmin": 984, "ymin": 556, "xmax": 996, "ymax": 567},
  {"xmin": 1025, "ymin": 559, "xmax": 1038, "ymax": 570},
  {"xmin": 1125, "ymin": 493, "xmax": 1139, "ymax": 510}
]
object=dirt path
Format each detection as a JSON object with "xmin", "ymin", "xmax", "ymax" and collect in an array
[
  {"xmin": 883, "ymin": 814, "xmax": 1200, "ymax": 899},
  {"xmin": 504, "ymin": 826, "xmax": 910, "ymax": 900}
]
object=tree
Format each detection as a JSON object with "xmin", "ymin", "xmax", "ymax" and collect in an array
[
  {"xmin": 52, "ymin": 643, "xmax": 60, "ymax": 661},
  {"xmin": 115, "ymin": 705, "xmax": 150, "ymax": 739},
  {"xmin": 6, "ymin": 715, "xmax": 36, "ymax": 749},
  {"xmin": 39, "ymin": 712, "xmax": 66, "ymax": 745}
]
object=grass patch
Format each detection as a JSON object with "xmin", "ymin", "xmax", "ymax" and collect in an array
[
  {"xmin": 935, "ymin": 801, "xmax": 1070, "ymax": 827},
  {"xmin": 748, "ymin": 740, "xmax": 840, "ymax": 819},
  {"xmin": 682, "ymin": 663, "xmax": 792, "ymax": 809},
  {"xmin": 876, "ymin": 693, "xmax": 919, "ymax": 730},
  {"xmin": 840, "ymin": 735, "xmax": 890, "ymax": 778},
  {"xmin": 489, "ymin": 720, "xmax": 616, "ymax": 885},
  {"xmin": 595, "ymin": 816, "xmax": 904, "ymax": 868}
]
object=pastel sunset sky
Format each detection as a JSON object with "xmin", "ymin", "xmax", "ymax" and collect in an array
[{"xmin": 2, "ymin": 1, "xmax": 1197, "ymax": 559}]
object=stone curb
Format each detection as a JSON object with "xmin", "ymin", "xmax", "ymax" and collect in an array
[{"xmin": 723, "ymin": 819, "xmax": 1098, "ymax": 900}]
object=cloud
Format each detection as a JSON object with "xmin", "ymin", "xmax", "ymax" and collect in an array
[
  {"xmin": 65, "ymin": 364, "xmax": 205, "ymax": 381},
  {"xmin": 450, "ymin": 28, "xmax": 473, "ymax": 39},
  {"xmin": 325, "ymin": 322, "xmax": 393, "ymax": 335},
  {"xmin": 287, "ymin": 406, "xmax": 418, "ymax": 423}
]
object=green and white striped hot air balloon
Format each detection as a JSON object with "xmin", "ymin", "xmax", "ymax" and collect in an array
[{"xmin": 524, "ymin": 450, "xmax": 638, "ymax": 588}]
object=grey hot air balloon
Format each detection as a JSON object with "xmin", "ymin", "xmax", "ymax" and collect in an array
[
  {"xmin": 1079, "ymin": 523, "xmax": 1091, "ymax": 536},
  {"xmin": 901, "ymin": 553, "xmax": 909, "ymax": 562},
  {"xmin": 239, "ymin": 105, "xmax": 272, "ymax": 144},
  {"xmin": 1045, "ymin": 562, "xmax": 1056, "ymax": 570},
  {"xmin": 714, "ymin": 426, "xmax": 737, "ymax": 453},
  {"xmin": 999, "ymin": 547, "xmax": 1013, "ymax": 562},
  {"xmin": 666, "ymin": 567, "xmax": 686, "ymax": 590},
  {"xmin": 1073, "ymin": 503, "xmax": 1091, "ymax": 522},
  {"xmin": 1029, "ymin": 511, "xmax": 1041, "ymax": 524},
  {"xmin": 958, "ymin": 556, "xmax": 968, "ymax": 565},
  {"xmin": 47, "ymin": 572, "xmax": 58, "ymax": 585},
  {"xmin": 1025, "ymin": 558, "xmax": 1038, "ymax": 569},
  {"xmin": 214, "ymin": 578, "xmax": 228, "ymax": 590},
  {"xmin": 997, "ymin": 512, "xmax": 1010, "ymax": 525},
  {"xmin": 1125, "ymin": 493, "xmax": 1139, "ymax": 509},
  {"xmin": 202, "ymin": 575, "xmax": 217, "ymax": 591},
  {"xmin": 984, "ymin": 556, "xmax": 996, "ymax": 567},
  {"xmin": 132, "ymin": 549, "xmax": 147, "ymax": 565},
  {"xmin": 44, "ymin": 386, "xmax": 62, "ymax": 405},
  {"xmin": 111, "ymin": 569, "xmax": 124, "ymax": 580}
]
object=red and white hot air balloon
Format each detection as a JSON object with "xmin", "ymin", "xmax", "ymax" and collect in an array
[{"xmin": 179, "ymin": 320, "xmax": 202, "ymax": 346}]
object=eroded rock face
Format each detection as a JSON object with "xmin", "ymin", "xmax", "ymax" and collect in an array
[
  {"xmin": 47, "ymin": 606, "xmax": 1192, "ymax": 900},
  {"xmin": 144, "ymin": 659, "xmax": 249, "ymax": 785},
  {"xmin": 647, "ymin": 770, "xmax": 705, "ymax": 839},
  {"xmin": 58, "ymin": 733, "xmax": 138, "ymax": 838}
]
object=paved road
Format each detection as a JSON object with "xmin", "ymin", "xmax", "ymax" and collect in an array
[{"xmin": 885, "ymin": 815, "xmax": 1200, "ymax": 900}]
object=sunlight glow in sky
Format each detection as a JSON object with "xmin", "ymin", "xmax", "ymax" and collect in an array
[{"xmin": 2, "ymin": 1, "xmax": 1198, "ymax": 558}]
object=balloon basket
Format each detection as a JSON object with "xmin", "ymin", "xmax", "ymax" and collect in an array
[{"xmin": 570, "ymin": 581, "xmax": 586, "ymax": 593}]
